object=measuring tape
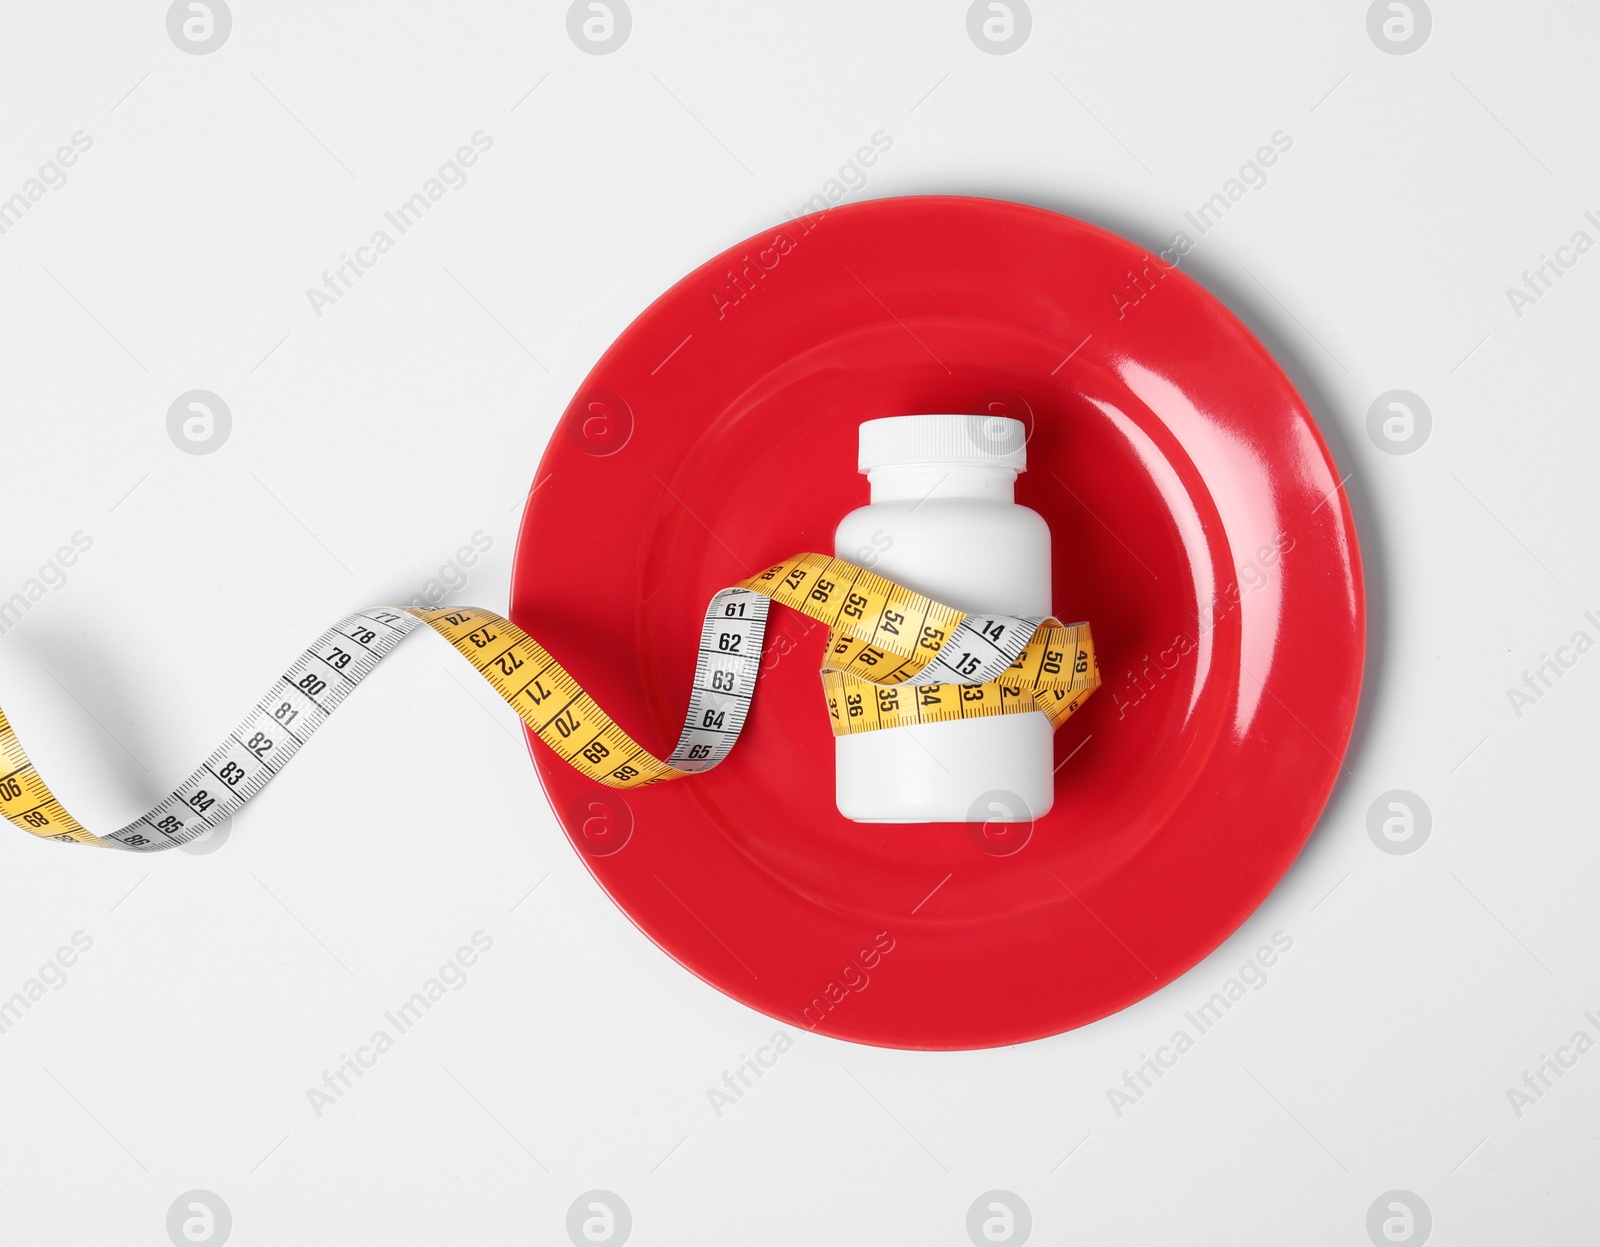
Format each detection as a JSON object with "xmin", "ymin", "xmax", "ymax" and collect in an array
[{"xmin": 0, "ymin": 553, "xmax": 1097, "ymax": 852}]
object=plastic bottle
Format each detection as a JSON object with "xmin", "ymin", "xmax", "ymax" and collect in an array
[{"xmin": 834, "ymin": 415, "xmax": 1054, "ymax": 823}]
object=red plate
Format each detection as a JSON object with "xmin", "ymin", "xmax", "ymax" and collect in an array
[{"xmin": 513, "ymin": 196, "xmax": 1363, "ymax": 1050}]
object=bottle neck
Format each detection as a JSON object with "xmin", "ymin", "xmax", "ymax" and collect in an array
[{"xmin": 865, "ymin": 463, "xmax": 1019, "ymax": 503}]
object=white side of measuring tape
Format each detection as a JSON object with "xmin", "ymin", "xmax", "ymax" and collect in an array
[{"xmin": 96, "ymin": 608, "xmax": 426, "ymax": 852}]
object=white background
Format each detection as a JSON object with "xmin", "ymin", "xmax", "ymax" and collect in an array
[{"xmin": 1, "ymin": 2, "xmax": 1596, "ymax": 1244}]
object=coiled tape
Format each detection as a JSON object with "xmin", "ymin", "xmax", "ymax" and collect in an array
[{"xmin": 0, "ymin": 553, "xmax": 1097, "ymax": 852}]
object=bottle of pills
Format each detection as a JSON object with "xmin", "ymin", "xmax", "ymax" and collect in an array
[{"xmin": 834, "ymin": 415, "xmax": 1054, "ymax": 823}]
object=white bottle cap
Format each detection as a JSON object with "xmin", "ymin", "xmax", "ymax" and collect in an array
[{"xmin": 857, "ymin": 415, "xmax": 1027, "ymax": 473}]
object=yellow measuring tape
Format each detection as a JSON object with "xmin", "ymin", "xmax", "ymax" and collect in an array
[{"xmin": 0, "ymin": 552, "xmax": 1097, "ymax": 852}]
